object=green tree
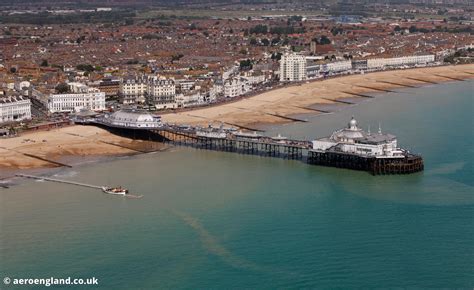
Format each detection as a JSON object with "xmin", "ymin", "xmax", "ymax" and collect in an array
[
  {"xmin": 40, "ymin": 59, "xmax": 48, "ymax": 67},
  {"xmin": 319, "ymin": 35, "xmax": 331, "ymax": 45},
  {"xmin": 239, "ymin": 59, "xmax": 253, "ymax": 70},
  {"xmin": 55, "ymin": 83, "xmax": 69, "ymax": 93}
]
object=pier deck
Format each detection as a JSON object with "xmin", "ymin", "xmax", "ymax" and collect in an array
[
  {"xmin": 16, "ymin": 174, "xmax": 143, "ymax": 198},
  {"xmin": 74, "ymin": 118, "xmax": 423, "ymax": 175}
]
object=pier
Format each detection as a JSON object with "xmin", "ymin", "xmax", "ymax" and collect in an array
[
  {"xmin": 74, "ymin": 115, "xmax": 424, "ymax": 175},
  {"xmin": 15, "ymin": 174, "xmax": 143, "ymax": 198}
]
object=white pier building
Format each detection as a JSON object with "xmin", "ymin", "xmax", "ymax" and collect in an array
[{"xmin": 311, "ymin": 117, "xmax": 405, "ymax": 158}]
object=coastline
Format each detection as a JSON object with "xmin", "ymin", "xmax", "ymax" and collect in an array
[
  {"xmin": 0, "ymin": 125, "xmax": 168, "ymax": 175},
  {"xmin": 161, "ymin": 64, "xmax": 474, "ymax": 127},
  {"xmin": 1, "ymin": 64, "xmax": 473, "ymax": 173}
]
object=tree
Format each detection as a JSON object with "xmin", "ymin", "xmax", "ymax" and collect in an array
[
  {"xmin": 10, "ymin": 67, "xmax": 16, "ymax": 73},
  {"xmin": 261, "ymin": 38, "xmax": 270, "ymax": 46},
  {"xmin": 76, "ymin": 64, "xmax": 94, "ymax": 72},
  {"xmin": 331, "ymin": 27, "xmax": 343, "ymax": 36},
  {"xmin": 319, "ymin": 35, "xmax": 331, "ymax": 45},
  {"xmin": 249, "ymin": 37, "xmax": 257, "ymax": 46},
  {"xmin": 271, "ymin": 52, "xmax": 282, "ymax": 61},
  {"xmin": 40, "ymin": 59, "xmax": 48, "ymax": 67},
  {"xmin": 239, "ymin": 59, "xmax": 252, "ymax": 70},
  {"xmin": 249, "ymin": 24, "xmax": 268, "ymax": 34},
  {"xmin": 55, "ymin": 83, "xmax": 69, "ymax": 93},
  {"xmin": 271, "ymin": 37, "xmax": 280, "ymax": 46},
  {"xmin": 408, "ymin": 25, "xmax": 418, "ymax": 33}
]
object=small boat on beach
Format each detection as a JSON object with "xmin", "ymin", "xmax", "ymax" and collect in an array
[{"xmin": 101, "ymin": 186, "xmax": 129, "ymax": 196}]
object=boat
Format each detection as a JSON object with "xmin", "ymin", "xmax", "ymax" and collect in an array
[{"xmin": 101, "ymin": 186, "xmax": 129, "ymax": 196}]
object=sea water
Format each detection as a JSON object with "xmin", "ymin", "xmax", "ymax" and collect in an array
[{"xmin": 0, "ymin": 80, "xmax": 473, "ymax": 288}]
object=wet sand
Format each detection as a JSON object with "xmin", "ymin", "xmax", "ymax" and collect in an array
[{"xmin": 0, "ymin": 126, "xmax": 167, "ymax": 173}]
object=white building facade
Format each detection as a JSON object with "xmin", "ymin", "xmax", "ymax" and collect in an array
[
  {"xmin": 279, "ymin": 53, "xmax": 307, "ymax": 82},
  {"xmin": 367, "ymin": 55, "xmax": 435, "ymax": 69},
  {"xmin": 0, "ymin": 95, "xmax": 32, "ymax": 123},
  {"xmin": 311, "ymin": 117, "xmax": 404, "ymax": 158},
  {"xmin": 48, "ymin": 83, "xmax": 105, "ymax": 113},
  {"xmin": 224, "ymin": 77, "xmax": 250, "ymax": 98}
]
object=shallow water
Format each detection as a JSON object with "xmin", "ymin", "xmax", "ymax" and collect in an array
[{"xmin": 1, "ymin": 81, "xmax": 473, "ymax": 288}]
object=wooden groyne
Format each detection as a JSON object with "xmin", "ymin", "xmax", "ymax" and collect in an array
[
  {"xmin": 22, "ymin": 153, "xmax": 72, "ymax": 168},
  {"xmin": 98, "ymin": 140, "xmax": 148, "ymax": 153},
  {"xmin": 341, "ymin": 91, "xmax": 375, "ymax": 98},
  {"xmin": 292, "ymin": 105, "xmax": 332, "ymax": 114},
  {"xmin": 15, "ymin": 174, "xmax": 143, "ymax": 198},
  {"xmin": 266, "ymin": 112, "xmax": 308, "ymax": 122},
  {"xmin": 322, "ymin": 97, "xmax": 355, "ymax": 105},
  {"xmin": 405, "ymin": 77, "xmax": 438, "ymax": 84},
  {"xmin": 353, "ymin": 85, "xmax": 395, "ymax": 93},
  {"xmin": 0, "ymin": 146, "xmax": 72, "ymax": 168},
  {"xmin": 432, "ymin": 74, "xmax": 465, "ymax": 82},
  {"xmin": 375, "ymin": 81, "xmax": 417, "ymax": 88}
]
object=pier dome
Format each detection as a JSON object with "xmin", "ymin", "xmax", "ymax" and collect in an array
[
  {"xmin": 105, "ymin": 109, "xmax": 162, "ymax": 128},
  {"xmin": 348, "ymin": 116, "xmax": 358, "ymax": 130},
  {"xmin": 331, "ymin": 117, "xmax": 365, "ymax": 141},
  {"xmin": 110, "ymin": 109, "xmax": 155, "ymax": 123}
]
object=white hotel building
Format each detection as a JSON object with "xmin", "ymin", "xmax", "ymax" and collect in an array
[
  {"xmin": 48, "ymin": 83, "xmax": 105, "ymax": 113},
  {"xmin": 367, "ymin": 55, "xmax": 435, "ymax": 69},
  {"xmin": 279, "ymin": 53, "xmax": 307, "ymax": 82},
  {"xmin": 0, "ymin": 95, "xmax": 32, "ymax": 123}
]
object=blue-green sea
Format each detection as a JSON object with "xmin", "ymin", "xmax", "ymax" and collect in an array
[{"xmin": 1, "ymin": 80, "xmax": 473, "ymax": 288}]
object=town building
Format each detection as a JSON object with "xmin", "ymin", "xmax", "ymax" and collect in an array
[
  {"xmin": 279, "ymin": 53, "xmax": 307, "ymax": 82},
  {"xmin": 176, "ymin": 92, "xmax": 204, "ymax": 108},
  {"xmin": 48, "ymin": 83, "xmax": 105, "ymax": 113},
  {"xmin": 120, "ymin": 75, "xmax": 148, "ymax": 104},
  {"xmin": 367, "ymin": 55, "xmax": 435, "ymax": 69},
  {"xmin": 98, "ymin": 78, "xmax": 120, "ymax": 97},
  {"xmin": 0, "ymin": 95, "xmax": 32, "ymax": 123},
  {"xmin": 224, "ymin": 77, "xmax": 250, "ymax": 98},
  {"xmin": 119, "ymin": 75, "xmax": 176, "ymax": 109},
  {"xmin": 146, "ymin": 77, "xmax": 176, "ymax": 109}
]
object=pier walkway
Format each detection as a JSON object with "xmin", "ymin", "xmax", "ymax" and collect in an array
[
  {"xmin": 15, "ymin": 174, "xmax": 143, "ymax": 198},
  {"xmin": 73, "ymin": 117, "xmax": 423, "ymax": 175}
]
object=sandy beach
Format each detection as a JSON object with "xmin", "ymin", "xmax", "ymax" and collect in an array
[
  {"xmin": 1, "ymin": 64, "xmax": 473, "ymax": 172},
  {"xmin": 0, "ymin": 125, "xmax": 167, "ymax": 173},
  {"xmin": 161, "ymin": 64, "xmax": 474, "ymax": 127}
]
